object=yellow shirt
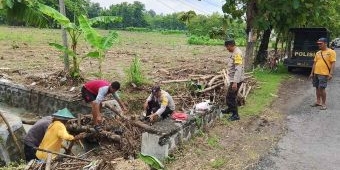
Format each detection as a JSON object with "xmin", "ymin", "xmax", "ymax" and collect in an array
[
  {"xmin": 36, "ymin": 121, "xmax": 74, "ymax": 160},
  {"xmin": 314, "ymin": 48, "xmax": 336, "ymax": 75}
]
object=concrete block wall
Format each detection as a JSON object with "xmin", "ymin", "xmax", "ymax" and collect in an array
[
  {"xmin": 141, "ymin": 107, "xmax": 220, "ymax": 160},
  {"xmin": 0, "ymin": 79, "xmax": 91, "ymax": 116}
]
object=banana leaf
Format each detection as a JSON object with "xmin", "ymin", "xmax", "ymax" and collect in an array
[
  {"xmin": 49, "ymin": 42, "xmax": 75, "ymax": 57},
  {"xmin": 38, "ymin": 3, "xmax": 74, "ymax": 29},
  {"xmin": 100, "ymin": 31, "xmax": 118, "ymax": 50},
  {"xmin": 78, "ymin": 15, "xmax": 103, "ymax": 49},
  {"xmin": 138, "ymin": 153, "xmax": 164, "ymax": 170},
  {"xmin": 86, "ymin": 51, "xmax": 100, "ymax": 58}
]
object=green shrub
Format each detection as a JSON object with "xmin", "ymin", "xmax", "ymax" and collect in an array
[
  {"xmin": 125, "ymin": 55, "xmax": 146, "ymax": 86},
  {"xmin": 125, "ymin": 27, "xmax": 152, "ymax": 32},
  {"xmin": 160, "ymin": 29, "xmax": 185, "ymax": 35},
  {"xmin": 187, "ymin": 35, "xmax": 224, "ymax": 46},
  {"xmin": 235, "ymin": 38, "xmax": 246, "ymax": 46}
]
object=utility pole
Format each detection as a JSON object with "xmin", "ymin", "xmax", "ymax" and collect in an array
[{"xmin": 59, "ymin": 0, "xmax": 69, "ymax": 72}]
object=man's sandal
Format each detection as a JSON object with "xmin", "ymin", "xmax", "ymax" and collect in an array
[
  {"xmin": 310, "ymin": 103, "xmax": 322, "ymax": 107},
  {"xmin": 320, "ymin": 105, "xmax": 327, "ymax": 110}
]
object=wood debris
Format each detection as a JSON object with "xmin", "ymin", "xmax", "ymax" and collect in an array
[
  {"xmin": 160, "ymin": 68, "xmax": 257, "ymax": 108},
  {"xmin": 24, "ymin": 114, "xmax": 153, "ymax": 170}
]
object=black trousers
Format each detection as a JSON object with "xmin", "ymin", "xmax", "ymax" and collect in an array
[
  {"xmin": 226, "ymin": 82, "xmax": 243, "ymax": 116},
  {"xmin": 146, "ymin": 100, "xmax": 173, "ymax": 119},
  {"xmin": 24, "ymin": 143, "xmax": 37, "ymax": 162}
]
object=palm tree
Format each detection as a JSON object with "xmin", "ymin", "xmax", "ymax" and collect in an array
[{"xmin": 179, "ymin": 10, "xmax": 197, "ymax": 25}]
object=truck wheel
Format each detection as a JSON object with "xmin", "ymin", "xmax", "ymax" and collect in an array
[{"xmin": 288, "ymin": 67, "xmax": 294, "ymax": 72}]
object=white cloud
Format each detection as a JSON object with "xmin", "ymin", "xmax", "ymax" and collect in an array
[{"xmin": 90, "ymin": 0, "xmax": 224, "ymax": 15}]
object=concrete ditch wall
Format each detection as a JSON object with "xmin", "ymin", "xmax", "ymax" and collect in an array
[
  {"xmin": 0, "ymin": 79, "xmax": 91, "ymax": 116},
  {"xmin": 0, "ymin": 78, "xmax": 222, "ymax": 162},
  {"xmin": 141, "ymin": 106, "xmax": 220, "ymax": 160}
]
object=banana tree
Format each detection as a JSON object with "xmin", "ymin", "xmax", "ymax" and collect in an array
[
  {"xmin": 0, "ymin": 0, "xmax": 47, "ymax": 27},
  {"xmin": 38, "ymin": 3, "xmax": 82, "ymax": 78},
  {"xmin": 37, "ymin": 3, "xmax": 121, "ymax": 79},
  {"xmin": 79, "ymin": 15, "xmax": 119, "ymax": 77}
]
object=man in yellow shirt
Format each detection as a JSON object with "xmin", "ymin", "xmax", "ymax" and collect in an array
[
  {"xmin": 309, "ymin": 38, "xmax": 336, "ymax": 110},
  {"xmin": 36, "ymin": 108, "xmax": 84, "ymax": 160}
]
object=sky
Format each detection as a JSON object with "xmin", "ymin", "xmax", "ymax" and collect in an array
[{"xmin": 90, "ymin": 0, "xmax": 224, "ymax": 15}]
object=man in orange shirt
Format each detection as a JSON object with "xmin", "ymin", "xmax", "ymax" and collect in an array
[
  {"xmin": 36, "ymin": 108, "xmax": 85, "ymax": 160},
  {"xmin": 309, "ymin": 37, "xmax": 336, "ymax": 110}
]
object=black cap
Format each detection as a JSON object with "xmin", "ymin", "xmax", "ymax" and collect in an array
[
  {"xmin": 317, "ymin": 37, "xmax": 328, "ymax": 43},
  {"xmin": 151, "ymin": 85, "xmax": 161, "ymax": 94},
  {"xmin": 224, "ymin": 39, "xmax": 235, "ymax": 46}
]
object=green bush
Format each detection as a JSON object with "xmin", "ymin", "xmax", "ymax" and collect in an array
[
  {"xmin": 160, "ymin": 29, "xmax": 186, "ymax": 35},
  {"xmin": 187, "ymin": 35, "xmax": 224, "ymax": 46},
  {"xmin": 125, "ymin": 27, "xmax": 152, "ymax": 32},
  {"xmin": 235, "ymin": 38, "xmax": 246, "ymax": 46},
  {"xmin": 125, "ymin": 55, "xmax": 146, "ymax": 86}
]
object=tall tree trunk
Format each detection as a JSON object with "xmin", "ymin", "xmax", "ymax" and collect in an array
[
  {"xmin": 244, "ymin": 0, "xmax": 257, "ymax": 71},
  {"xmin": 59, "ymin": 0, "xmax": 69, "ymax": 73},
  {"xmin": 255, "ymin": 27, "xmax": 272, "ymax": 65},
  {"xmin": 245, "ymin": 29, "xmax": 256, "ymax": 71},
  {"xmin": 274, "ymin": 33, "xmax": 280, "ymax": 52}
]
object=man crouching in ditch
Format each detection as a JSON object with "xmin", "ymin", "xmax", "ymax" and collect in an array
[{"xmin": 143, "ymin": 85, "xmax": 175, "ymax": 123}]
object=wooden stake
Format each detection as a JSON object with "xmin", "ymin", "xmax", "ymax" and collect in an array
[
  {"xmin": 24, "ymin": 159, "xmax": 35, "ymax": 170},
  {"xmin": 161, "ymin": 79, "xmax": 190, "ymax": 83},
  {"xmin": 77, "ymin": 114, "xmax": 81, "ymax": 126},
  {"xmin": 208, "ymin": 75, "xmax": 223, "ymax": 87},
  {"xmin": 222, "ymin": 69, "xmax": 229, "ymax": 89},
  {"xmin": 199, "ymin": 83, "xmax": 224, "ymax": 93},
  {"xmin": 45, "ymin": 153, "xmax": 52, "ymax": 170},
  {"xmin": 245, "ymin": 86, "xmax": 252, "ymax": 99},
  {"xmin": 34, "ymin": 147, "xmax": 91, "ymax": 162},
  {"xmin": 242, "ymin": 83, "xmax": 247, "ymax": 97},
  {"xmin": 238, "ymin": 83, "xmax": 244, "ymax": 96}
]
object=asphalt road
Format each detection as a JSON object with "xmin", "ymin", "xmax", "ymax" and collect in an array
[{"xmin": 255, "ymin": 49, "xmax": 340, "ymax": 170}]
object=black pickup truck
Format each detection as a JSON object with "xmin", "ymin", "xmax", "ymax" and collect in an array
[{"xmin": 283, "ymin": 28, "xmax": 330, "ymax": 72}]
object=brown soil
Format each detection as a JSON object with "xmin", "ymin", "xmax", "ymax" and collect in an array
[{"xmin": 0, "ymin": 27, "xmax": 294, "ymax": 169}]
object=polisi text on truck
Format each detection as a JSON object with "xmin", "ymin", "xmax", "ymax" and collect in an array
[{"xmin": 294, "ymin": 51, "xmax": 315, "ymax": 57}]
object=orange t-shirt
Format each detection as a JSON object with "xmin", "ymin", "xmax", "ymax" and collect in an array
[{"xmin": 313, "ymin": 48, "xmax": 336, "ymax": 75}]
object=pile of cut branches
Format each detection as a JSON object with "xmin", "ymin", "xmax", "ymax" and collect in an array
[
  {"xmin": 24, "ymin": 115, "xmax": 154, "ymax": 170},
  {"xmin": 159, "ymin": 68, "xmax": 257, "ymax": 109}
]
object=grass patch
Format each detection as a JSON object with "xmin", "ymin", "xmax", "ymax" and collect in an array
[
  {"xmin": 210, "ymin": 158, "xmax": 226, "ymax": 169},
  {"xmin": 207, "ymin": 135, "xmax": 220, "ymax": 148},
  {"xmin": 240, "ymin": 64, "xmax": 289, "ymax": 117}
]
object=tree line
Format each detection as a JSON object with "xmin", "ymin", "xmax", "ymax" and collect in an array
[
  {"xmin": 1, "ymin": 0, "xmax": 339, "ymax": 68},
  {"xmin": 0, "ymin": 0, "xmax": 245, "ymax": 39}
]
